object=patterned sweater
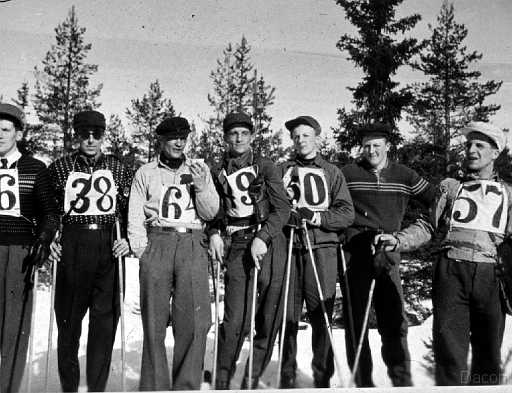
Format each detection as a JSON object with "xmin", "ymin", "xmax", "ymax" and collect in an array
[{"xmin": 0, "ymin": 154, "xmax": 59, "ymax": 245}]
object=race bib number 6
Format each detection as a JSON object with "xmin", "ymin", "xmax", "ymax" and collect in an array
[
  {"xmin": 451, "ymin": 180, "xmax": 508, "ymax": 234},
  {"xmin": 283, "ymin": 167, "xmax": 329, "ymax": 211},
  {"xmin": 64, "ymin": 170, "xmax": 117, "ymax": 215},
  {"xmin": 0, "ymin": 169, "xmax": 21, "ymax": 217}
]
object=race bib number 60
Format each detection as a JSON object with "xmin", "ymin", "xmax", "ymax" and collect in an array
[
  {"xmin": 283, "ymin": 167, "xmax": 329, "ymax": 211},
  {"xmin": 451, "ymin": 180, "xmax": 508, "ymax": 234},
  {"xmin": 64, "ymin": 170, "xmax": 117, "ymax": 215},
  {"xmin": 0, "ymin": 169, "xmax": 21, "ymax": 217}
]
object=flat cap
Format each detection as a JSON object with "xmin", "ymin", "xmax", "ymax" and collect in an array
[
  {"xmin": 155, "ymin": 117, "xmax": 191, "ymax": 139},
  {"xmin": 223, "ymin": 112, "xmax": 254, "ymax": 133},
  {"xmin": 73, "ymin": 110, "xmax": 106, "ymax": 130},
  {"xmin": 285, "ymin": 115, "xmax": 321, "ymax": 135},
  {"xmin": 357, "ymin": 122, "xmax": 392, "ymax": 139},
  {"xmin": 0, "ymin": 103, "xmax": 24, "ymax": 129},
  {"xmin": 461, "ymin": 121, "xmax": 505, "ymax": 152}
]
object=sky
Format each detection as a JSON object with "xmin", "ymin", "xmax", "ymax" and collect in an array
[{"xmin": 1, "ymin": 0, "xmax": 511, "ymax": 143}]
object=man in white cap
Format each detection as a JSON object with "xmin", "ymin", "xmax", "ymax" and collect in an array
[{"xmin": 375, "ymin": 121, "xmax": 511, "ymax": 385}]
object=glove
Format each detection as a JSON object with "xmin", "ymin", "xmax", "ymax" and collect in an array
[
  {"xmin": 297, "ymin": 207, "xmax": 314, "ymax": 222},
  {"xmin": 23, "ymin": 238, "xmax": 51, "ymax": 271},
  {"xmin": 372, "ymin": 242, "xmax": 396, "ymax": 277},
  {"xmin": 287, "ymin": 210, "xmax": 302, "ymax": 228}
]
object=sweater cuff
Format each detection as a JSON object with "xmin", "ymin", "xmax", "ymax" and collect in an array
[{"xmin": 256, "ymin": 230, "xmax": 272, "ymax": 246}]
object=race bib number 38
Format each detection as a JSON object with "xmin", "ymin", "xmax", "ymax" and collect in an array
[
  {"xmin": 283, "ymin": 167, "xmax": 329, "ymax": 211},
  {"xmin": 64, "ymin": 170, "xmax": 117, "ymax": 216},
  {"xmin": 0, "ymin": 169, "xmax": 21, "ymax": 217},
  {"xmin": 158, "ymin": 184, "xmax": 201, "ymax": 226},
  {"xmin": 451, "ymin": 180, "xmax": 508, "ymax": 234}
]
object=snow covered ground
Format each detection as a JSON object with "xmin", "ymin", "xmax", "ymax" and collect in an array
[{"xmin": 21, "ymin": 258, "xmax": 512, "ymax": 391}]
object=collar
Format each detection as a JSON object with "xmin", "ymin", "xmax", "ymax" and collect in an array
[
  {"xmin": 158, "ymin": 152, "xmax": 185, "ymax": 170},
  {"xmin": 291, "ymin": 153, "xmax": 322, "ymax": 167},
  {"xmin": 462, "ymin": 171, "xmax": 500, "ymax": 182},
  {"xmin": 76, "ymin": 151, "xmax": 104, "ymax": 167},
  {"xmin": 223, "ymin": 149, "xmax": 254, "ymax": 175},
  {"xmin": 358, "ymin": 156, "xmax": 390, "ymax": 173},
  {"xmin": 0, "ymin": 148, "xmax": 22, "ymax": 168}
]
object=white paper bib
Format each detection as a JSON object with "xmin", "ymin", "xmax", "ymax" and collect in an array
[
  {"xmin": 64, "ymin": 170, "xmax": 117, "ymax": 216},
  {"xmin": 0, "ymin": 169, "xmax": 21, "ymax": 217},
  {"xmin": 283, "ymin": 167, "xmax": 329, "ymax": 211},
  {"xmin": 158, "ymin": 183, "xmax": 201, "ymax": 226},
  {"xmin": 451, "ymin": 180, "xmax": 508, "ymax": 234},
  {"xmin": 224, "ymin": 166, "xmax": 257, "ymax": 218}
]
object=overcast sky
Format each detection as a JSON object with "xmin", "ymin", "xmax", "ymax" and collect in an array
[{"xmin": 1, "ymin": 0, "xmax": 511, "ymax": 140}]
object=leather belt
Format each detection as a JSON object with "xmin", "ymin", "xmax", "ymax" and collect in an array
[
  {"xmin": 149, "ymin": 226, "xmax": 193, "ymax": 234},
  {"xmin": 64, "ymin": 223, "xmax": 112, "ymax": 231},
  {"xmin": 226, "ymin": 225, "xmax": 258, "ymax": 236}
]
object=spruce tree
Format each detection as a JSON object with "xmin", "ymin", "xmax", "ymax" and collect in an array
[{"xmin": 33, "ymin": 6, "xmax": 102, "ymax": 154}]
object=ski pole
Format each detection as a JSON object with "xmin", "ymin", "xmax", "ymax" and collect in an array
[{"xmin": 115, "ymin": 221, "xmax": 126, "ymax": 391}]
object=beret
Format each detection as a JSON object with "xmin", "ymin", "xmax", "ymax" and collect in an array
[
  {"xmin": 0, "ymin": 103, "xmax": 24, "ymax": 129},
  {"xmin": 155, "ymin": 117, "xmax": 191, "ymax": 138},
  {"xmin": 73, "ymin": 110, "xmax": 106, "ymax": 130},
  {"xmin": 223, "ymin": 112, "xmax": 253, "ymax": 133},
  {"xmin": 461, "ymin": 121, "xmax": 505, "ymax": 152},
  {"xmin": 285, "ymin": 115, "xmax": 321, "ymax": 135},
  {"xmin": 357, "ymin": 122, "xmax": 392, "ymax": 139}
]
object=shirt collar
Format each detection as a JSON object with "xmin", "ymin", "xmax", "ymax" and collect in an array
[{"xmin": 1, "ymin": 147, "xmax": 22, "ymax": 168}]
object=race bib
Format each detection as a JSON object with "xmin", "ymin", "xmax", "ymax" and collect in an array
[
  {"xmin": 451, "ymin": 180, "xmax": 508, "ymax": 234},
  {"xmin": 283, "ymin": 167, "xmax": 329, "ymax": 211},
  {"xmin": 158, "ymin": 183, "xmax": 201, "ymax": 226},
  {"xmin": 223, "ymin": 166, "xmax": 257, "ymax": 218},
  {"xmin": 64, "ymin": 170, "xmax": 117, "ymax": 216},
  {"xmin": 0, "ymin": 169, "xmax": 21, "ymax": 217}
]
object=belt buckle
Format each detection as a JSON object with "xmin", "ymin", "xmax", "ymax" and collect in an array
[
  {"xmin": 175, "ymin": 227, "xmax": 187, "ymax": 233},
  {"xmin": 88, "ymin": 223, "xmax": 99, "ymax": 230}
]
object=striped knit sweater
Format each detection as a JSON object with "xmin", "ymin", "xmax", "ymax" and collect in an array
[
  {"xmin": 342, "ymin": 160, "xmax": 435, "ymax": 233},
  {"xmin": 0, "ymin": 154, "xmax": 59, "ymax": 245}
]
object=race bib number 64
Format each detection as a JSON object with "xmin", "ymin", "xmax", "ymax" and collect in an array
[
  {"xmin": 451, "ymin": 180, "xmax": 508, "ymax": 234},
  {"xmin": 64, "ymin": 170, "xmax": 117, "ymax": 216}
]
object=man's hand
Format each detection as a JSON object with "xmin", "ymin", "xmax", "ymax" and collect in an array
[
  {"xmin": 372, "ymin": 233, "xmax": 399, "ymax": 254},
  {"xmin": 190, "ymin": 161, "xmax": 210, "ymax": 190},
  {"xmin": 251, "ymin": 237, "xmax": 267, "ymax": 270},
  {"xmin": 49, "ymin": 239, "xmax": 62, "ymax": 265},
  {"xmin": 209, "ymin": 233, "xmax": 225, "ymax": 263},
  {"xmin": 112, "ymin": 238, "xmax": 130, "ymax": 258}
]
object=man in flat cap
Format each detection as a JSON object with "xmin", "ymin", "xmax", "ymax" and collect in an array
[
  {"xmin": 278, "ymin": 116, "xmax": 354, "ymax": 387},
  {"xmin": 376, "ymin": 121, "xmax": 511, "ymax": 385},
  {"xmin": 48, "ymin": 109, "xmax": 133, "ymax": 392},
  {"xmin": 208, "ymin": 112, "xmax": 290, "ymax": 389},
  {"xmin": 341, "ymin": 122, "xmax": 435, "ymax": 387},
  {"xmin": 0, "ymin": 103, "xmax": 59, "ymax": 393},
  {"xmin": 128, "ymin": 116, "xmax": 219, "ymax": 390}
]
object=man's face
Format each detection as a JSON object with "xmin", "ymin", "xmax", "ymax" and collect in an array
[
  {"xmin": 77, "ymin": 128, "xmax": 103, "ymax": 158},
  {"xmin": 0, "ymin": 119, "xmax": 22, "ymax": 157},
  {"xmin": 160, "ymin": 135, "xmax": 188, "ymax": 159},
  {"xmin": 465, "ymin": 132, "xmax": 499, "ymax": 172},
  {"xmin": 291, "ymin": 124, "xmax": 317, "ymax": 158},
  {"xmin": 225, "ymin": 126, "xmax": 254, "ymax": 155},
  {"xmin": 361, "ymin": 135, "xmax": 390, "ymax": 169}
]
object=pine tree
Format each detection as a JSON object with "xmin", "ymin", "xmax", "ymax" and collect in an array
[
  {"xmin": 189, "ymin": 37, "xmax": 289, "ymax": 162},
  {"xmin": 33, "ymin": 6, "xmax": 102, "ymax": 154},
  {"xmin": 406, "ymin": 1, "xmax": 502, "ymax": 168},
  {"xmin": 334, "ymin": 0, "xmax": 423, "ymax": 150},
  {"xmin": 125, "ymin": 79, "xmax": 176, "ymax": 162}
]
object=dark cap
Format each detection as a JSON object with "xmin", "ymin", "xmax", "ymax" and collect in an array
[
  {"xmin": 285, "ymin": 116, "xmax": 321, "ymax": 135},
  {"xmin": 0, "ymin": 103, "xmax": 24, "ymax": 130},
  {"xmin": 223, "ymin": 112, "xmax": 254, "ymax": 133},
  {"xmin": 73, "ymin": 110, "xmax": 106, "ymax": 131},
  {"xmin": 357, "ymin": 122, "xmax": 392, "ymax": 139},
  {"xmin": 155, "ymin": 117, "xmax": 191, "ymax": 139}
]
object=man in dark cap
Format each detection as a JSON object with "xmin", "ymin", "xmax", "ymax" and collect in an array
[
  {"xmin": 278, "ymin": 116, "xmax": 354, "ymax": 387},
  {"xmin": 48, "ymin": 109, "xmax": 134, "ymax": 392},
  {"xmin": 0, "ymin": 103, "xmax": 59, "ymax": 393},
  {"xmin": 341, "ymin": 123, "xmax": 435, "ymax": 387},
  {"xmin": 128, "ymin": 116, "xmax": 219, "ymax": 390},
  {"xmin": 375, "ymin": 121, "xmax": 511, "ymax": 386},
  {"xmin": 208, "ymin": 112, "xmax": 290, "ymax": 389}
]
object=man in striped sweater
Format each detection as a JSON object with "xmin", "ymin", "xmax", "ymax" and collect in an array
[
  {"xmin": 341, "ymin": 123, "xmax": 435, "ymax": 387},
  {"xmin": 0, "ymin": 103, "xmax": 59, "ymax": 393}
]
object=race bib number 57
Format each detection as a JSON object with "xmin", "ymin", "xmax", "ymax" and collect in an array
[
  {"xmin": 0, "ymin": 169, "xmax": 21, "ymax": 217},
  {"xmin": 64, "ymin": 170, "xmax": 117, "ymax": 215},
  {"xmin": 451, "ymin": 180, "xmax": 508, "ymax": 234}
]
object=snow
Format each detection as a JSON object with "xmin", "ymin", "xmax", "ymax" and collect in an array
[{"xmin": 21, "ymin": 257, "xmax": 512, "ymax": 391}]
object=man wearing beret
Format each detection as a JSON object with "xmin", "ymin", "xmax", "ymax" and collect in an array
[
  {"xmin": 278, "ymin": 116, "xmax": 354, "ymax": 388},
  {"xmin": 48, "ymin": 110, "xmax": 133, "ymax": 392},
  {"xmin": 376, "ymin": 121, "xmax": 511, "ymax": 385},
  {"xmin": 208, "ymin": 112, "xmax": 290, "ymax": 389},
  {"xmin": 341, "ymin": 123, "xmax": 435, "ymax": 387},
  {"xmin": 0, "ymin": 103, "xmax": 59, "ymax": 393},
  {"xmin": 128, "ymin": 116, "xmax": 219, "ymax": 390}
]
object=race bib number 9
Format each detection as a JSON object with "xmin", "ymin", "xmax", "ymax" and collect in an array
[
  {"xmin": 158, "ymin": 184, "xmax": 201, "ymax": 226},
  {"xmin": 0, "ymin": 169, "xmax": 21, "ymax": 217},
  {"xmin": 283, "ymin": 167, "xmax": 329, "ymax": 211},
  {"xmin": 224, "ymin": 166, "xmax": 257, "ymax": 218},
  {"xmin": 64, "ymin": 170, "xmax": 117, "ymax": 216},
  {"xmin": 451, "ymin": 180, "xmax": 508, "ymax": 234}
]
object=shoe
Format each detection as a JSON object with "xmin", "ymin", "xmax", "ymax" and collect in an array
[
  {"xmin": 241, "ymin": 376, "xmax": 259, "ymax": 389},
  {"xmin": 313, "ymin": 378, "xmax": 330, "ymax": 388},
  {"xmin": 280, "ymin": 375, "xmax": 296, "ymax": 388},
  {"xmin": 215, "ymin": 379, "xmax": 230, "ymax": 390}
]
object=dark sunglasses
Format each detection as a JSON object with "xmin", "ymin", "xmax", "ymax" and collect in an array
[{"xmin": 76, "ymin": 128, "xmax": 104, "ymax": 140}]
